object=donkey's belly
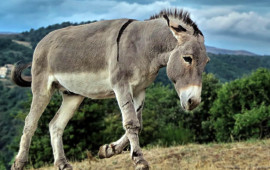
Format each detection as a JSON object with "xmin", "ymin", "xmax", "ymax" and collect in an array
[{"xmin": 53, "ymin": 72, "xmax": 114, "ymax": 99}]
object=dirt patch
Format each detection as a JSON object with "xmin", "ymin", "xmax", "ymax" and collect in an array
[{"xmin": 12, "ymin": 40, "xmax": 32, "ymax": 49}]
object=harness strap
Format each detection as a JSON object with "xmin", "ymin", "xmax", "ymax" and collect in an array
[{"xmin": 116, "ymin": 19, "xmax": 134, "ymax": 62}]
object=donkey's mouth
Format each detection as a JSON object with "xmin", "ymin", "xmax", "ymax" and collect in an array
[{"xmin": 181, "ymin": 97, "xmax": 201, "ymax": 111}]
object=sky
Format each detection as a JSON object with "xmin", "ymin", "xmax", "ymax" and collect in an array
[{"xmin": 0, "ymin": 0, "xmax": 270, "ymax": 55}]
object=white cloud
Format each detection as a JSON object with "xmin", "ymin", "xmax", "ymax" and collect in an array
[
  {"xmin": 179, "ymin": 5, "xmax": 270, "ymax": 54},
  {"xmin": 108, "ymin": 1, "xmax": 170, "ymax": 19},
  {"xmin": 0, "ymin": 0, "xmax": 171, "ymax": 31},
  {"xmin": 200, "ymin": 11, "xmax": 270, "ymax": 39},
  {"xmin": 50, "ymin": 1, "xmax": 171, "ymax": 22}
]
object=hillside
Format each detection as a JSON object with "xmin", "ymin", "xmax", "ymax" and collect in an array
[
  {"xmin": 0, "ymin": 38, "xmax": 33, "ymax": 66},
  {"xmin": 38, "ymin": 139, "xmax": 270, "ymax": 170},
  {"xmin": 205, "ymin": 53, "xmax": 270, "ymax": 82}
]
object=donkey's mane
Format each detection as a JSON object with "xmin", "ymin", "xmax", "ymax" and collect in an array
[{"xmin": 149, "ymin": 9, "xmax": 203, "ymax": 36}]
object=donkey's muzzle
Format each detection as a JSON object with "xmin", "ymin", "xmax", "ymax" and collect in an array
[
  {"xmin": 184, "ymin": 97, "xmax": 200, "ymax": 110},
  {"xmin": 179, "ymin": 85, "xmax": 202, "ymax": 111}
]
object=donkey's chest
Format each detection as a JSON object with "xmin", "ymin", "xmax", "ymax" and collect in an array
[{"xmin": 54, "ymin": 72, "xmax": 114, "ymax": 99}]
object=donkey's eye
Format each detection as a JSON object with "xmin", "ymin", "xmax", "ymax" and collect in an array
[{"xmin": 182, "ymin": 55, "xmax": 193, "ymax": 64}]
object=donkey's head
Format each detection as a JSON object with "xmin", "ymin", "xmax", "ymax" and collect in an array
[{"xmin": 162, "ymin": 10, "xmax": 209, "ymax": 111}]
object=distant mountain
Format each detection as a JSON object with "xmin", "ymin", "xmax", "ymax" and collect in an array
[
  {"xmin": 206, "ymin": 46, "xmax": 259, "ymax": 56},
  {"xmin": 0, "ymin": 32, "xmax": 18, "ymax": 34},
  {"xmin": 0, "ymin": 32, "xmax": 19, "ymax": 39}
]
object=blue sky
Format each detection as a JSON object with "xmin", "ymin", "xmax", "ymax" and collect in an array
[{"xmin": 0, "ymin": 0, "xmax": 270, "ymax": 55}]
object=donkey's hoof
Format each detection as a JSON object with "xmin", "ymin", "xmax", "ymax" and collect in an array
[
  {"xmin": 98, "ymin": 144, "xmax": 108, "ymax": 159},
  {"xmin": 98, "ymin": 144, "xmax": 117, "ymax": 159},
  {"xmin": 58, "ymin": 163, "xmax": 73, "ymax": 170},
  {"xmin": 135, "ymin": 160, "xmax": 149, "ymax": 170},
  {"xmin": 11, "ymin": 160, "xmax": 26, "ymax": 170}
]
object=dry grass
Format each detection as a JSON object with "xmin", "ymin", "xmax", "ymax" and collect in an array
[{"xmin": 36, "ymin": 139, "xmax": 270, "ymax": 170}]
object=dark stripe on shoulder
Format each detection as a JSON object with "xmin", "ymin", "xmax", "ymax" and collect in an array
[{"xmin": 117, "ymin": 19, "xmax": 135, "ymax": 62}]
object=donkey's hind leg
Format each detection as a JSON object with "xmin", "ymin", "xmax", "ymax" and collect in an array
[
  {"xmin": 49, "ymin": 93, "xmax": 84, "ymax": 170},
  {"xmin": 12, "ymin": 90, "xmax": 53, "ymax": 170}
]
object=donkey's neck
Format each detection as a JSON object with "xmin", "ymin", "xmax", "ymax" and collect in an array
[{"xmin": 145, "ymin": 19, "xmax": 177, "ymax": 68}]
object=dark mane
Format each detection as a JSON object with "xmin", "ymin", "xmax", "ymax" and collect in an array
[{"xmin": 149, "ymin": 9, "xmax": 203, "ymax": 36}]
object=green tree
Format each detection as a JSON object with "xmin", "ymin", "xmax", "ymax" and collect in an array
[
  {"xmin": 233, "ymin": 104, "xmax": 270, "ymax": 139},
  {"xmin": 209, "ymin": 68, "xmax": 270, "ymax": 142},
  {"xmin": 0, "ymin": 81, "xmax": 29, "ymax": 169}
]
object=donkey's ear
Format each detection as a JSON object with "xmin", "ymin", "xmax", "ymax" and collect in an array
[
  {"xmin": 163, "ymin": 15, "xmax": 188, "ymax": 42},
  {"xmin": 169, "ymin": 23, "xmax": 188, "ymax": 43}
]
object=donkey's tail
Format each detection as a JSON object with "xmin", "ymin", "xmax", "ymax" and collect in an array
[{"xmin": 11, "ymin": 61, "xmax": 32, "ymax": 87}]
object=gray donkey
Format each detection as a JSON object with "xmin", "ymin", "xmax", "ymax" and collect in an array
[{"xmin": 11, "ymin": 9, "xmax": 209, "ymax": 170}]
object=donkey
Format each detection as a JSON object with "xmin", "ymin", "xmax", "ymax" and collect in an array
[{"xmin": 11, "ymin": 9, "xmax": 209, "ymax": 170}]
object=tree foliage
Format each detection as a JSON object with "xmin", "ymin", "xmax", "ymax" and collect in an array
[
  {"xmin": 0, "ymin": 81, "xmax": 29, "ymax": 169},
  {"xmin": 0, "ymin": 38, "xmax": 33, "ymax": 66},
  {"xmin": 210, "ymin": 68, "xmax": 270, "ymax": 142}
]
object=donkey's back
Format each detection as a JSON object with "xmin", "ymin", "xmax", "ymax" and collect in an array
[
  {"xmin": 31, "ymin": 19, "xmax": 130, "ymax": 98},
  {"xmin": 37, "ymin": 19, "xmax": 129, "ymax": 73}
]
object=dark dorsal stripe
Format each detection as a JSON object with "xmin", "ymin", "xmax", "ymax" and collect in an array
[{"xmin": 117, "ymin": 19, "xmax": 134, "ymax": 62}]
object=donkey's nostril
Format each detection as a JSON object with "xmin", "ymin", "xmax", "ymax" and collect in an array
[{"xmin": 188, "ymin": 98, "xmax": 192, "ymax": 105}]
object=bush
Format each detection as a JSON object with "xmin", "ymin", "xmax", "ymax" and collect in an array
[
  {"xmin": 233, "ymin": 105, "xmax": 270, "ymax": 139},
  {"xmin": 210, "ymin": 68, "xmax": 270, "ymax": 142},
  {"xmin": 157, "ymin": 122, "xmax": 194, "ymax": 146}
]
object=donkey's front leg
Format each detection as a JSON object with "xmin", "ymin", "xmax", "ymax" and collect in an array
[
  {"xmin": 98, "ymin": 91, "xmax": 145, "ymax": 159},
  {"xmin": 114, "ymin": 86, "xmax": 149, "ymax": 170}
]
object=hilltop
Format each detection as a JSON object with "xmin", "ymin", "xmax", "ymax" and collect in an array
[
  {"xmin": 37, "ymin": 139, "xmax": 270, "ymax": 170},
  {"xmin": 206, "ymin": 46, "xmax": 259, "ymax": 56}
]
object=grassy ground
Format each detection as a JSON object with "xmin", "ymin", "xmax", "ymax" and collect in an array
[{"xmin": 36, "ymin": 139, "xmax": 270, "ymax": 170}]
